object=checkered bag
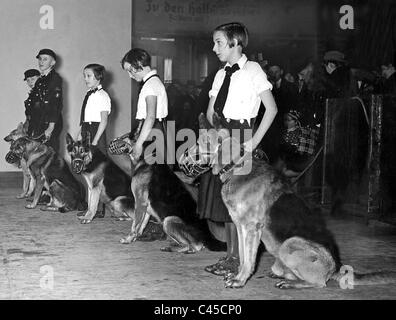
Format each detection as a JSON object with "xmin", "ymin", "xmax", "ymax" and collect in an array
[
  {"xmin": 108, "ymin": 137, "xmax": 132, "ymax": 155},
  {"xmin": 297, "ymin": 126, "xmax": 319, "ymax": 155}
]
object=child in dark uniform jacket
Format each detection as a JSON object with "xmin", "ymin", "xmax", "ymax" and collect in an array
[
  {"xmin": 23, "ymin": 69, "xmax": 41, "ymax": 135},
  {"xmin": 200, "ymin": 22, "xmax": 277, "ymax": 276},
  {"xmin": 78, "ymin": 64, "xmax": 111, "ymax": 155},
  {"xmin": 33, "ymin": 48, "xmax": 63, "ymax": 153}
]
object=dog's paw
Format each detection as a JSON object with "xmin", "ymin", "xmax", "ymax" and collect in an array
[
  {"xmin": 25, "ymin": 203, "xmax": 36, "ymax": 209},
  {"xmin": 16, "ymin": 194, "xmax": 27, "ymax": 199},
  {"xmin": 80, "ymin": 218, "xmax": 92, "ymax": 224},
  {"xmin": 275, "ymin": 280, "xmax": 295, "ymax": 289},
  {"xmin": 224, "ymin": 278, "xmax": 246, "ymax": 289},
  {"xmin": 116, "ymin": 217, "xmax": 132, "ymax": 221},
  {"xmin": 267, "ymin": 272, "xmax": 285, "ymax": 279},
  {"xmin": 120, "ymin": 237, "xmax": 133, "ymax": 244},
  {"xmin": 223, "ymin": 271, "xmax": 237, "ymax": 282}
]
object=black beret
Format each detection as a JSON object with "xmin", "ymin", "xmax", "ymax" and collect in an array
[
  {"xmin": 24, "ymin": 69, "xmax": 41, "ymax": 80},
  {"xmin": 36, "ymin": 48, "xmax": 57, "ymax": 61}
]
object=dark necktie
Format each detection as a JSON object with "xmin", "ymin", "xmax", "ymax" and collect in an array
[
  {"xmin": 213, "ymin": 63, "xmax": 240, "ymax": 115},
  {"xmin": 80, "ymin": 88, "xmax": 99, "ymax": 125}
]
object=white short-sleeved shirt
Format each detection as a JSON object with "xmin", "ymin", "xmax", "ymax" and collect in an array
[
  {"xmin": 209, "ymin": 54, "xmax": 272, "ymax": 120},
  {"xmin": 136, "ymin": 70, "xmax": 168, "ymax": 120},
  {"xmin": 84, "ymin": 85, "xmax": 111, "ymax": 122}
]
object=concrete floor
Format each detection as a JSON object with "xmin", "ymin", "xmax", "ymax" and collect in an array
[{"xmin": 1, "ymin": 187, "xmax": 396, "ymax": 300}]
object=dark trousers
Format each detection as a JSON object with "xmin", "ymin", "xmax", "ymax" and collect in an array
[{"xmin": 134, "ymin": 118, "xmax": 173, "ymax": 165}]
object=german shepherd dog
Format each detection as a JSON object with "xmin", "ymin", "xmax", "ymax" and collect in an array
[
  {"xmin": 5, "ymin": 136, "xmax": 86, "ymax": 212},
  {"xmin": 4, "ymin": 122, "xmax": 34, "ymax": 198},
  {"xmin": 109, "ymin": 134, "xmax": 226, "ymax": 253},
  {"xmin": 66, "ymin": 133, "xmax": 138, "ymax": 224},
  {"xmin": 182, "ymin": 112, "xmax": 396, "ymax": 289}
]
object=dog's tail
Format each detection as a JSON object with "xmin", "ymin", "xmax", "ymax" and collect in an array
[{"xmin": 331, "ymin": 269, "xmax": 396, "ymax": 286}]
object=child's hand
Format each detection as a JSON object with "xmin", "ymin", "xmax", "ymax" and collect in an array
[
  {"xmin": 242, "ymin": 139, "xmax": 255, "ymax": 153},
  {"xmin": 131, "ymin": 143, "xmax": 143, "ymax": 160}
]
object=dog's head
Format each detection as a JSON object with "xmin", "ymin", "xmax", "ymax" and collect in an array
[
  {"xmin": 178, "ymin": 113, "xmax": 244, "ymax": 178},
  {"xmin": 66, "ymin": 133, "xmax": 92, "ymax": 174},
  {"xmin": 4, "ymin": 122, "xmax": 29, "ymax": 143},
  {"xmin": 5, "ymin": 136, "xmax": 36, "ymax": 165}
]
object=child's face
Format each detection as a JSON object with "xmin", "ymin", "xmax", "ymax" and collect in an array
[
  {"xmin": 212, "ymin": 31, "xmax": 234, "ymax": 63},
  {"xmin": 83, "ymin": 68, "xmax": 100, "ymax": 89},
  {"xmin": 284, "ymin": 115, "xmax": 297, "ymax": 129},
  {"xmin": 123, "ymin": 62, "xmax": 144, "ymax": 82},
  {"xmin": 37, "ymin": 54, "xmax": 55, "ymax": 73},
  {"xmin": 26, "ymin": 76, "xmax": 39, "ymax": 89}
]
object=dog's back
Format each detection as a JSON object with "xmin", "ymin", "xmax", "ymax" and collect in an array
[
  {"xmin": 268, "ymin": 193, "xmax": 342, "ymax": 270},
  {"xmin": 29, "ymin": 144, "xmax": 86, "ymax": 210},
  {"xmin": 144, "ymin": 164, "xmax": 225, "ymax": 251}
]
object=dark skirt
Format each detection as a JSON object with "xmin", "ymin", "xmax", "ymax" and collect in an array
[
  {"xmin": 133, "ymin": 119, "xmax": 173, "ymax": 165},
  {"xmin": 197, "ymin": 118, "xmax": 253, "ymax": 223},
  {"xmin": 81, "ymin": 122, "xmax": 107, "ymax": 155}
]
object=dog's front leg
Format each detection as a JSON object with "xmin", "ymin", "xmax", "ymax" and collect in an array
[
  {"xmin": 225, "ymin": 226, "xmax": 262, "ymax": 288},
  {"xmin": 120, "ymin": 209, "xmax": 149, "ymax": 244},
  {"xmin": 17, "ymin": 160, "xmax": 30, "ymax": 199},
  {"xmin": 79, "ymin": 185, "xmax": 101, "ymax": 224},
  {"xmin": 26, "ymin": 173, "xmax": 44, "ymax": 209}
]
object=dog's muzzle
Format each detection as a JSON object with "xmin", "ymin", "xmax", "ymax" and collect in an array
[
  {"xmin": 178, "ymin": 144, "xmax": 212, "ymax": 179},
  {"xmin": 5, "ymin": 151, "xmax": 21, "ymax": 164},
  {"xmin": 71, "ymin": 159, "xmax": 85, "ymax": 174},
  {"xmin": 108, "ymin": 138, "xmax": 132, "ymax": 155}
]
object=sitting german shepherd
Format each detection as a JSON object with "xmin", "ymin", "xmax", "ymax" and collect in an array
[
  {"xmin": 6, "ymin": 136, "xmax": 86, "ymax": 212},
  {"xmin": 181, "ymin": 113, "xmax": 396, "ymax": 289},
  {"xmin": 66, "ymin": 133, "xmax": 138, "ymax": 224},
  {"xmin": 108, "ymin": 134, "xmax": 226, "ymax": 253},
  {"xmin": 4, "ymin": 122, "xmax": 34, "ymax": 198}
]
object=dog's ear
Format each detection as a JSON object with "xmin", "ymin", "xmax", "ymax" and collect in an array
[
  {"xmin": 212, "ymin": 112, "xmax": 223, "ymax": 130},
  {"xmin": 198, "ymin": 113, "xmax": 211, "ymax": 129},
  {"xmin": 66, "ymin": 133, "xmax": 74, "ymax": 151}
]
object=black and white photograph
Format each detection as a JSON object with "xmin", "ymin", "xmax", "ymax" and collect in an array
[{"xmin": 0, "ymin": 0, "xmax": 395, "ymax": 306}]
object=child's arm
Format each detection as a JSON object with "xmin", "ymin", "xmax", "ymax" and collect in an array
[
  {"xmin": 243, "ymin": 90, "xmax": 277, "ymax": 152},
  {"xmin": 206, "ymin": 96, "xmax": 217, "ymax": 126},
  {"xmin": 91, "ymin": 111, "xmax": 109, "ymax": 145},
  {"xmin": 132, "ymin": 95, "xmax": 157, "ymax": 159}
]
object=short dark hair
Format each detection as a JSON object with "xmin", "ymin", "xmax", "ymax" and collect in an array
[
  {"xmin": 213, "ymin": 22, "xmax": 249, "ymax": 48},
  {"xmin": 84, "ymin": 64, "xmax": 105, "ymax": 81},
  {"xmin": 121, "ymin": 48, "xmax": 151, "ymax": 70}
]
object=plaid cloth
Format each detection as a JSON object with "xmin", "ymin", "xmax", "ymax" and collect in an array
[{"xmin": 297, "ymin": 126, "xmax": 319, "ymax": 155}]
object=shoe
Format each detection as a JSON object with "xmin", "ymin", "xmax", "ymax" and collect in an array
[
  {"xmin": 95, "ymin": 211, "xmax": 105, "ymax": 218},
  {"xmin": 212, "ymin": 256, "xmax": 239, "ymax": 276},
  {"xmin": 204, "ymin": 256, "xmax": 227, "ymax": 274}
]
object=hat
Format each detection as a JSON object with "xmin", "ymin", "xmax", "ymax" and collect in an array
[
  {"xmin": 36, "ymin": 48, "xmax": 57, "ymax": 61},
  {"xmin": 287, "ymin": 110, "xmax": 301, "ymax": 121},
  {"xmin": 323, "ymin": 50, "xmax": 346, "ymax": 63},
  {"xmin": 23, "ymin": 69, "xmax": 41, "ymax": 80}
]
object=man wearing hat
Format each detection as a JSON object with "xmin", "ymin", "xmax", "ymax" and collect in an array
[
  {"xmin": 32, "ymin": 48, "xmax": 63, "ymax": 152},
  {"xmin": 23, "ymin": 69, "xmax": 41, "ymax": 135},
  {"xmin": 321, "ymin": 50, "xmax": 358, "ymax": 98}
]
